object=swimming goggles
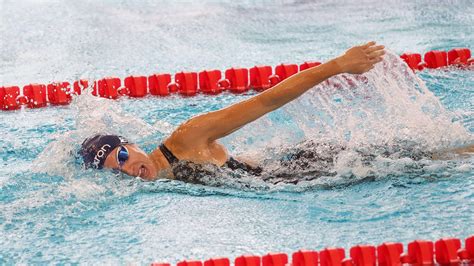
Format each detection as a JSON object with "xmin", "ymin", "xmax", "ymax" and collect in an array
[{"xmin": 116, "ymin": 145, "xmax": 129, "ymax": 168}]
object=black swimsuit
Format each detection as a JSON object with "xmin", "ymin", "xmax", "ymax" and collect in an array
[
  {"xmin": 160, "ymin": 139, "xmax": 435, "ymax": 186},
  {"xmin": 159, "ymin": 143, "xmax": 262, "ymax": 184}
]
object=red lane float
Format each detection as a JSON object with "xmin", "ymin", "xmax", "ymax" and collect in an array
[
  {"xmin": 225, "ymin": 68, "xmax": 249, "ymax": 93},
  {"xmin": 292, "ymin": 250, "xmax": 318, "ymax": 266},
  {"xmin": 435, "ymin": 238, "xmax": 461, "ymax": 265},
  {"xmin": 149, "ymin": 74, "xmax": 171, "ymax": 96},
  {"xmin": 235, "ymin": 256, "xmax": 260, "ymax": 266},
  {"xmin": 94, "ymin": 77, "xmax": 121, "ymax": 99},
  {"xmin": 424, "ymin": 50, "xmax": 448, "ymax": 69},
  {"xmin": 177, "ymin": 261, "xmax": 202, "ymax": 266},
  {"xmin": 199, "ymin": 70, "xmax": 228, "ymax": 94},
  {"xmin": 448, "ymin": 48, "xmax": 471, "ymax": 65},
  {"xmin": 400, "ymin": 53, "xmax": 424, "ymax": 71},
  {"xmin": 350, "ymin": 245, "xmax": 376, "ymax": 266},
  {"xmin": 458, "ymin": 236, "xmax": 474, "ymax": 261},
  {"xmin": 250, "ymin": 66, "xmax": 273, "ymax": 91},
  {"xmin": 300, "ymin": 62, "xmax": 322, "ymax": 71},
  {"xmin": 320, "ymin": 248, "xmax": 345, "ymax": 266},
  {"xmin": 204, "ymin": 258, "xmax": 230, "ymax": 266},
  {"xmin": 0, "ymin": 86, "xmax": 21, "ymax": 110},
  {"xmin": 124, "ymin": 76, "xmax": 148, "ymax": 97},
  {"xmin": 262, "ymin": 253, "xmax": 287, "ymax": 266},
  {"xmin": 47, "ymin": 82, "xmax": 72, "ymax": 105},
  {"xmin": 376, "ymin": 242, "xmax": 403, "ymax": 266},
  {"xmin": 467, "ymin": 236, "xmax": 474, "ymax": 260},
  {"xmin": 175, "ymin": 72, "xmax": 198, "ymax": 96},
  {"xmin": 23, "ymin": 84, "xmax": 47, "ymax": 108},
  {"xmin": 400, "ymin": 240, "xmax": 434, "ymax": 265},
  {"xmin": 275, "ymin": 64, "xmax": 298, "ymax": 82}
]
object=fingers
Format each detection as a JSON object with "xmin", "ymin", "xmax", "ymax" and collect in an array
[
  {"xmin": 368, "ymin": 49, "xmax": 386, "ymax": 60},
  {"xmin": 361, "ymin": 41, "xmax": 376, "ymax": 49},
  {"xmin": 366, "ymin": 45, "xmax": 385, "ymax": 53}
]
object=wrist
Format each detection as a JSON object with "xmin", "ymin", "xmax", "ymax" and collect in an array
[{"xmin": 333, "ymin": 55, "xmax": 347, "ymax": 74}]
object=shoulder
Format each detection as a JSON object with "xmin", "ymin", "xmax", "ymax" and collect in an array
[
  {"xmin": 160, "ymin": 125, "xmax": 205, "ymax": 159},
  {"xmin": 166, "ymin": 118, "xmax": 212, "ymax": 148}
]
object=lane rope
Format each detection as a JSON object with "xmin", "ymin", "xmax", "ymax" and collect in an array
[
  {"xmin": 151, "ymin": 236, "xmax": 474, "ymax": 266},
  {"xmin": 1, "ymin": 48, "xmax": 472, "ymax": 111}
]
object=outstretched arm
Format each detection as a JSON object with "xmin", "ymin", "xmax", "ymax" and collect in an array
[{"xmin": 172, "ymin": 41, "xmax": 385, "ymax": 144}]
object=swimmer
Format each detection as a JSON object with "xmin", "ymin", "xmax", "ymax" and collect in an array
[{"xmin": 78, "ymin": 41, "xmax": 471, "ymax": 182}]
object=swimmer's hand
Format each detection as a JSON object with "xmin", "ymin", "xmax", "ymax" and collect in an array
[{"xmin": 335, "ymin": 41, "xmax": 385, "ymax": 74}]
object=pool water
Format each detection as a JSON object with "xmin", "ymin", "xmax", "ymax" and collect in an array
[{"xmin": 1, "ymin": 0, "xmax": 473, "ymax": 264}]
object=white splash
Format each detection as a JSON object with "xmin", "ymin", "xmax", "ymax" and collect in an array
[
  {"xmin": 228, "ymin": 51, "xmax": 472, "ymax": 151},
  {"xmin": 223, "ymin": 51, "xmax": 473, "ymax": 186}
]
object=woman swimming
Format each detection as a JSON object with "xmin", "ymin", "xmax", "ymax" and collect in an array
[{"xmin": 79, "ymin": 42, "xmax": 395, "ymax": 181}]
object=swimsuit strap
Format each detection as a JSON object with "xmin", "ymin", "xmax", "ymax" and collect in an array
[{"xmin": 159, "ymin": 143, "xmax": 179, "ymax": 165}]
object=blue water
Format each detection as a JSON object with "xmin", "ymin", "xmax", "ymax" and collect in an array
[{"xmin": 1, "ymin": 0, "xmax": 473, "ymax": 264}]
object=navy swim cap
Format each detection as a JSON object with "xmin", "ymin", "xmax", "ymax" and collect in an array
[{"xmin": 79, "ymin": 134, "xmax": 129, "ymax": 169}]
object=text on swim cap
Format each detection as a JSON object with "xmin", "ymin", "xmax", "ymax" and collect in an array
[{"xmin": 93, "ymin": 144, "xmax": 111, "ymax": 168}]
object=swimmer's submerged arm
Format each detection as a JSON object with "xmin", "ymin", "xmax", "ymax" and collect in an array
[
  {"xmin": 173, "ymin": 42, "xmax": 385, "ymax": 143},
  {"xmin": 431, "ymin": 144, "xmax": 474, "ymax": 160}
]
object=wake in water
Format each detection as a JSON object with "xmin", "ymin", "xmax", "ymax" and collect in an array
[
  {"xmin": 33, "ymin": 51, "xmax": 473, "ymax": 190},
  {"xmin": 214, "ymin": 52, "xmax": 473, "ymax": 188}
]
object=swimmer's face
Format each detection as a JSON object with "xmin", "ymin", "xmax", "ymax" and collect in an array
[{"xmin": 103, "ymin": 144, "xmax": 157, "ymax": 180}]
